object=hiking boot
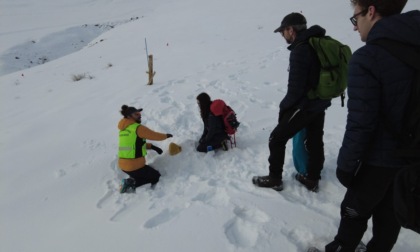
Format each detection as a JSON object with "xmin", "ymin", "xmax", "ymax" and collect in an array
[
  {"xmin": 252, "ymin": 175, "xmax": 283, "ymax": 191},
  {"xmin": 325, "ymin": 240, "xmax": 366, "ymax": 252},
  {"xmin": 119, "ymin": 178, "xmax": 136, "ymax": 193},
  {"xmin": 295, "ymin": 173, "xmax": 319, "ymax": 192},
  {"xmin": 221, "ymin": 140, "xmax": 228, "ymax": 151}
]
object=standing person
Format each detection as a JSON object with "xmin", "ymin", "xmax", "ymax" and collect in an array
[
  {"xmin": 118, "ymin": 105, "xmax": 173, "ymax": 193},
  {"xmin": 253, "ymin": 13, "xmax": 331, "ymax": 192},
  {"xmin": 324, "ymin": 1, "xmax": 419, "ymax": 251},
  {"xmin": 196, "ymin": 92, "xmax": 228, "ymax": 152}
]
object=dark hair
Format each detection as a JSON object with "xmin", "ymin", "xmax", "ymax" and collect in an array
[
  {"xmin": 196, "ymin": 92, "xmax": 212, "ymax": 120},
  {"xmin": 121, "ymin": 105, "xmax": 129, "ymax": 118},
  {"xmin": 350, "ymin": 0, "xmax": 407, "ymax": 17},
  {"xmin": 291, "ymin": 24, "xmax": 307, "ymax": 33}
]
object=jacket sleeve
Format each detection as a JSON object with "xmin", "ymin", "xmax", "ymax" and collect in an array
[
  {"xmin": 279, "ymin": 44, "xmax": 314, "ymax": 115},
  {"xmin": 137, "ymin": 125, "xmax": 168, "ymax": 141},
  {"xmin": 337, "ymin": 47, "xmax": 381, "ymax": 174},
  {"xmin": 199, "ymin": 118, "xmax": 209, "ymax": 143}
]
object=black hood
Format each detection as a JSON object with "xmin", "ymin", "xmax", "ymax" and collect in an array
[{"xmin": 367, "ymin": 10, "xmax": 420, "ymax": 47}]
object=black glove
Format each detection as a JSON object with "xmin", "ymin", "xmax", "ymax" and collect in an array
[
  {"xmin": 166, "ymin": 133, "xmax": 173, "ymax": 138},
  {"xmin": 150, "ymin": 144, "xmax": 163, "ymax": 155},
  {"xmin": 336, "ymin": 168, "xmax": 354, "ymax": 188}
]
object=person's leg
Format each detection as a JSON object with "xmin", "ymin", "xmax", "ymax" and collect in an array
[
  {"xmin": 126, "ymin": 165, "xmax": 161, "ymax": 187},
  {"xmin": 268, "ymin": 109, "xmax": 306, "ymax": 179},
  {"xmin": 207, "ymin": 135, "xmax": 228, "ymax": 150},
  {"xmin": 366, "ymin": 170, "xmax": 401, "ymax": 252},
  {"xmin": 326, "ymin": 190, "xmax": 369, "ymax": 252},
  {"xmin": 305, "ymin": 111, "xmax": 325, "ymax": 180},
  {"xmin": 267, "ymin": 124, "xmax": 288, "ymax": 179},
  {"xmin": 326, "ymin": 165, "xmax": 399, "ymax": 252},
  {"xmin": 196, "ymin": 142, "xmax": 208, "ymax": 152}
]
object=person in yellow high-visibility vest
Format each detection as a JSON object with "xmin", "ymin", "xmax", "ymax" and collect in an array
[{"xmin": 118, "ymin": 105, "xmax": 173, "ymax": 193}]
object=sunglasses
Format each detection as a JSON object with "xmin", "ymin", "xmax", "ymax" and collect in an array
[{"xmin": 350, "ymin": 9, "xmax": 367, "ymax": 26}]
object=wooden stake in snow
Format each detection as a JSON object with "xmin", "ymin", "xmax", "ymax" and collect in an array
[
  {"xmin": 147, "ymin": 54, "xmax": 156, "ymax": 85},
  {"xmin": 145, "ymin": 38, "xmax": 156, "ymax": 85}
]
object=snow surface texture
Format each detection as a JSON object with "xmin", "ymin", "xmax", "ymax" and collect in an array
[{"xmin": 1, "ymin": 0, "xmax": 419, "ymax": 251}]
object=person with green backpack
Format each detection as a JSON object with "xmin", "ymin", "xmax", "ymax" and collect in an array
[{"xmin": 253, "ymin": 12, "xmax": 352, "ymax": 192}]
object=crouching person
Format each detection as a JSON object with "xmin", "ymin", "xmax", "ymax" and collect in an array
[
  {"xmin": 118, "ymin": 105, "xmax": 173, "ymax": 193},
  {"xmin": 196, "ymin": 92, "xmax": 229, "ymax": 152}
]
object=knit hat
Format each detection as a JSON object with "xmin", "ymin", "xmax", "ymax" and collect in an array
[
  {"xmin": 168, "ymin": 142, "xmax": 182, "ymax": 156},
  {"xmin": 274, "ymin": 12, "xmax": 307, "ymax": 33}
]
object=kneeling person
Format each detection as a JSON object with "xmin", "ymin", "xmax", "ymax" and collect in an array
[{"xmin": 118, "ymin": 105, "xmax": 173, "ymax": 193}]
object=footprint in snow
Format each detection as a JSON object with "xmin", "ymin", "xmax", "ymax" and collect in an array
[
  {"xmin": 143, "ymin": 208, "xmax": 182, "ymax": 229},
  {"xmin": 224, "ymin": 206, "xmax": 270, "ymax": 248}
]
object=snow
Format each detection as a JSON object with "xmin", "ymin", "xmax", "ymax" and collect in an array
[{"xmin": 1, "ymin": 0, "xmax": 419, "ymax": 251}]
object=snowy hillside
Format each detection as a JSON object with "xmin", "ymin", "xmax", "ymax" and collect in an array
[{"xmin": 1, "ymin": 0, "xmax": 419, "ymax": 251}]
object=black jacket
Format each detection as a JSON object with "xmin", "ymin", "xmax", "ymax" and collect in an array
[
  {"xmin": 199, "ymin": 113, "xmax": 228, "ymax": 145},
  {"xmin": 279, "ymin": 25, "xmax": 331, "ymax": 118},
  {"xmin": 338, "ymin": 10, "xmax": 420, "ymax": 174}
]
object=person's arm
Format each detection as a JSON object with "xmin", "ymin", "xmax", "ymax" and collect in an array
[
  {"xmin": 279, "ymin": 44, "xmax": 313, "ymax": 119},
  {"xmin": 337, "ymin": 48, "xmax": 381, "ymax": 176},
  {"xmin": 137, "ymin": 125, "xmax": 172, "ymax": 141},
  {"xmin": 199, "ymin": 118, "xmax": 209, "ymax": 143}
]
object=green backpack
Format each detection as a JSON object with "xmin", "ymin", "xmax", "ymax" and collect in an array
[{"xmin": 307, "ymin": 36, "xmax": 352, "ymax": 106}]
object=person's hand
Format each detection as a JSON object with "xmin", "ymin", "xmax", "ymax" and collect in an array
[
  {"xmin": 150, "ymin": 144, "xmax": 163, "ymax": 155},
  {"xmin": 166, "ymin": 133, "xmax": 173, "ymax": 138},
  {"xmin": 336, "ymin": 168, "xmax": 354, "ymax": 188}
]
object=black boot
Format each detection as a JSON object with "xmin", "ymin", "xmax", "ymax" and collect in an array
[
  {"xmin": 120, "ymin": 178, "xmax": 136, "ymax": 193},
  {"xmin": 295, "ymin": 173, "xmax": 319, "ymax": 192},
  {"xmin": 252, "ymin": 175, "xmax": 283, "ymax": 191}
]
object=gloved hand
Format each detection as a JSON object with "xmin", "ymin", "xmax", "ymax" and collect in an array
[
  {"xmin": 150, "ymin": 144, "xmax": 163, "ymax": 155},
  {"xmin": 336, "ymin": 168, "xmax": 354, "ymax": 188},
  {"xmin": 166, "ymin": 133, "xmax": 173, "ymax": 138}
]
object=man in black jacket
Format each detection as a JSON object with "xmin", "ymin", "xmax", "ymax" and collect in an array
[
  {"xmin": 253, "ymin": 13, "xmax": 331, "ymax": 192},
  {"xmin": 324, "ymin": 1, "xmax": 419, "ymax": 251}
]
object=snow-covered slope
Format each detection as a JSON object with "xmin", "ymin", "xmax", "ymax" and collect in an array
[{"xmin": 1, "ymin": 0, "xmax": 419, "ymax": 251}]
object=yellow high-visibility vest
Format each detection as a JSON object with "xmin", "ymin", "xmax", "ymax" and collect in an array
[{"xmin": 118, "ymin": 123, "xmax": 147, "ymax": 158}]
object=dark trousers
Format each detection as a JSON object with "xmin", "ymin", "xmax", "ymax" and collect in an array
[
  {"xmin": 196, "ymin": 135, "xmax": 226, "ymax": 152},
  {"xmin": 268, "ymin": 109, "xmax": 325, "ymax": 180},
  {"xmin": 123, "ymin": 165, "xmax": 161, "ymax": 188},
  {"xmin": 327, "ymin": 165, "xmax": 401, "ymax": 252}
]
